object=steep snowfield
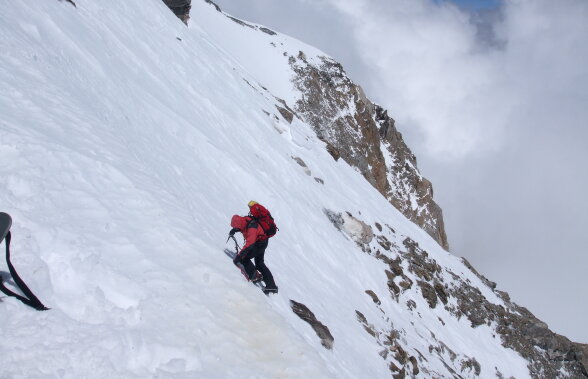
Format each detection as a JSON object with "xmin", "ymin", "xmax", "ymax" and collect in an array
[{"xmin": 0, "ymin": 1, "xmax": 530, "ymax": 378}]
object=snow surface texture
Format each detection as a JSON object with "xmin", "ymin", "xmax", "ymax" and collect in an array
[{"xmin": 0, "ymin": 1, "xmax": 530, "ymax": 378}]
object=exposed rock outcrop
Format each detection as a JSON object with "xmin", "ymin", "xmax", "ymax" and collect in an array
[
  {"xmin": 203, "ymin": 0, "xmax": 221, "ymax": 12},
  {"xmin": 290, "ymin": 300, "xmax": 334, "ymax": 349},
  {"xmin": 162, "ymin": 0, "xmax": 191, "ymax": 24},
  {"xmin": 324, "ymin": 209, "xmax": 374, "ymax": 246},
  {"xmin": 403, "ymin": 237, "xmax": 587, "ymax": 377},
  {"xmin": 577, "ymin": 344, "xmax": 588, "ymax": 375},
  {"xmin": 321, "ymin": 209, "xmax": 588, "ymax": 377},
  {"xmin": 289, "ymin": 54, "xmax": 449, "ymax": 250}
]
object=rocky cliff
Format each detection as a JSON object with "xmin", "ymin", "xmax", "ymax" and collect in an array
[
  {"xmin": 327, "ymin": 210, "xmax": 588, "ymax": 378},
  {"xmin": 162, "ymin": 0, "xmax": 191, "ymax": 24},
  {"xmin": 289, "ymin": 53, "xmax": 449, "ymax": 250}
]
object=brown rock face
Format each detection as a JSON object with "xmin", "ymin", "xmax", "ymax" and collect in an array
[
  {"xmin": 400, "ymin": 236, "xmax": 588, "ymax": 378},
  {"xmin": 290, "ymin": 300, "xmax": 334, "ymax": 349},
  {"xmin": 290, "ymin": 53, "xmax": 449, "ymax": 250},
  {"xmin": 344, "ymin": 212, "xmax": 588, "ymax": 379},
  {"xmin": 162, "ymin": 0, "xmax": 191, "ymax": 24},
  {"xmin": 325, "ymin": 208, "xmax": 588, "ymax": 377},
  {"xmin": 576, "ymin": 344, "xmax": 588, "ymax": 375}
]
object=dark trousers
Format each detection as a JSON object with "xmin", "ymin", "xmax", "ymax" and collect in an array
[{"xmin": 235, "ymin": 239, "xmax": 277, "ymax": 290}]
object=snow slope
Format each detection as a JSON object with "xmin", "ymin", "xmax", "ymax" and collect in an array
[{"xmin": 0, "ymin": 0, "xmax": 531, "ymax": 377}]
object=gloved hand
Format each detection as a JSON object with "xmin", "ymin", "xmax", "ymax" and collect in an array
[{"xmin": 229, "ymin": 227, "xmax": 239, "ymax": 237}]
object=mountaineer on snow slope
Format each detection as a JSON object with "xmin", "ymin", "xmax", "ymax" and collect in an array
[{"xmin": 229, "ymin": 201, "xmax": 278, "ymax": 294}]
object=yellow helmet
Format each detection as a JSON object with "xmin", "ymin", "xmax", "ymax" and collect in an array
[{"xmin": 248, "ymin": 200, "xmax": 258, "ymax": 208}]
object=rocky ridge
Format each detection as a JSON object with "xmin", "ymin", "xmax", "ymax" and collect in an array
[
  {"xmin": 290, "ymin": 300, "xmax": 335, "ymax": 350},
  {"xmin": 289, "ymin": 53, "xmax": 449, "ymax": 251},
  {"xmin": 326, "ymin": 210, "xmax": 588, "ymax": 378}
]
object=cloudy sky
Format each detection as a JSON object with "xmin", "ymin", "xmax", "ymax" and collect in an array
[{"xmin": 211, "ymin": 0, "xmax": 588, "ymax": 343}]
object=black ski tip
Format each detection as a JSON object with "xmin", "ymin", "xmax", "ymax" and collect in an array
[{"xmin": 0, "ymin": 212, "xmax": 12, "ymax": 242}]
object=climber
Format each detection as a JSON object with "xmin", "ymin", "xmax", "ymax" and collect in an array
[{"xmin": 229, "ymin": 201, "xmax": 278, "ymax": 294}]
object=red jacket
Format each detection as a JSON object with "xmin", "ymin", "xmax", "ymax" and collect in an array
[{"xmin": 230, "ymin": 215, "xmax": 265, "ymax": 252}]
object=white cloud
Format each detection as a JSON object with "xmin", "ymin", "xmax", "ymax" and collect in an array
[
  {"xmin": 319, "ymin": 0, "xmax": 588, "ymax": 160},
  {"xmin": 319, "ymin": 0, "xmax": 508, "ymax": 158}
]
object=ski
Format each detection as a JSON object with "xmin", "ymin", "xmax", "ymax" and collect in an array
[
  {"xmin": 0, "ymin": 212, "xmax": 49, "ymax": 311},
  {"xmin": 0, "ymin": 212, "xmax": 11, "ymax": 242}
]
